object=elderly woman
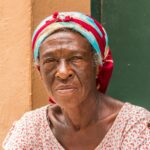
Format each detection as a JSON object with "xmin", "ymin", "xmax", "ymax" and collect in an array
[{"xmin": 3, "ymin": 12, "xmax": 150, "ymax": 149}]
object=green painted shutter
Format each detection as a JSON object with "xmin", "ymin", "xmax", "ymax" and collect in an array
[{"xmin": 91, "ymin": 0, "xmax": 150, "ymax": 110}]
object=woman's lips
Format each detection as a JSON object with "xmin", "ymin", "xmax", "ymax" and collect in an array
[
  {"xmin": 55, "ymin": 85, "xmax": 78, "ymax": 94},
  {"xmin": 57, "ymin": 88, "xmax": 77, "ymax": 94}
]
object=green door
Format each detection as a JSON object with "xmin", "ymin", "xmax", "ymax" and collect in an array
[{"xmin": 92, "ymin": 0, "xmax": 150, "ymax": 110}]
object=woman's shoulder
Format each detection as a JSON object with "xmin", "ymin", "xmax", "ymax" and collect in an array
[
  {"xmin": 2, "ymin": 105, "xmax": 52, "ymax": 149},
  {"xmin": 99, "ymin": 101, "xmax": 150, "ymax": 149},
  {"xmin": 9, "ymin": 104, "xmax": 50, "ymax": 130},
  {"xmin": 122, "ymin": 102, "xmax": 150, "ymax": 123},
  {"xmin": 119, "ymin": 103, "xmax": 150, "ymax": 149},
  {"xmin": 113, "ymin": 102, "xmax": 150, "ymax": 134},
  {"xmin": 12, "ymin": 104, "xmax": 49, "ymax": 128},
  {"xmin": 23, "ymin": 105, "xmax": 49, "ymax": 121},
  {"xmin": 103, "ymin": 94, "xmax": 150, "ymax": 122},
  {"xmin": 122, "ymin": 103, "xmax": 150, "ymax": 135}
]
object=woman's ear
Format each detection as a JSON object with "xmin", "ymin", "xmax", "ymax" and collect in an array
[
  {"xmin": 96, "ymin": 65, "xmax": 99, "ymax": 76},
  {"xmin": 96, "ymin": 65, "xmax": 103, "ymax": 90},
  {"xmin": 37, "ymin": 65, "xmax": 40, "ymax": 72},
  {"xmin": 96, "ymin": 65, "xmax": 102, "ymax": 77},
  {"xmin": 96, "ymin": 65, "xmax": 100, "ymax": 90},
  {"xmin": 35, "ymin": 65, "xmax": 43, "ymax": 80}
]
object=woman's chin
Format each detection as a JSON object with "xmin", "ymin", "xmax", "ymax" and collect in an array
[{"xmin": 53, "ymin": 94, "xmax": 82, "ymax": 108}]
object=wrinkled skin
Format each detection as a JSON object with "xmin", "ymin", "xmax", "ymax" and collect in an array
[{"xmin": 39, "ymin": 31, "xmax": 124, "ymax": 150}]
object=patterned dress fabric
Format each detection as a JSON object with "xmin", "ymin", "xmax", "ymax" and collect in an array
[{"xmin": 3, "ymin": 103, "xmax": 150, "ymax": 150}]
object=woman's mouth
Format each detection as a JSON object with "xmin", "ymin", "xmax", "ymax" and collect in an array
[{"xmin": 55, "ymin": 85, "xmax": 78, "ymax": 94}]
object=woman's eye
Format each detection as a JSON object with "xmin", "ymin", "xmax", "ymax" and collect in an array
[
  {"xmin": 70, "ymin": 56, "xmax": 83, "ymax": 61},
  {"xmin": 43, "ymin": 58, "xmax": 57, "ymax": 64}
]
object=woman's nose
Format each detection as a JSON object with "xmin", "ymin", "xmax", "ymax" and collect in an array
[{"xmin": 55, "ymin": 60, "xmax": 74, "ymax": 80}]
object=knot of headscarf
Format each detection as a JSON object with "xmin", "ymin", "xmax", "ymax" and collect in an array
[{"xmin": 32, "ymin": 12, "xmax": 114, "ymax": 101}]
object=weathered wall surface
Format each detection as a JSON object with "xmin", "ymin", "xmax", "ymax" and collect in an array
[
  {"xmin": 32, "ymin": 0, "xmax": 90, "ymax": 109},
  {"xmin": 0, "ymin": 0, "xmax": 32, "ymax": 146}
]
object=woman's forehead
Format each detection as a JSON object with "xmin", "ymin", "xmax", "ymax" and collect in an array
[
  {"xmin": 42, "ymin": 29, "xmax": 90, "ymax": 43},
  {"xmin": 40, "ymin": 31, "xmax": 93, "ymax": 53}
]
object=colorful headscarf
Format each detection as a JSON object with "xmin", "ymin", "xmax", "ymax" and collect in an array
[{"xmin": 32, "ymin": 11, "xmax": 113, "ymax": 95}]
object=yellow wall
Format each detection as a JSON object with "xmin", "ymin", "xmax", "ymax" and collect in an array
[
  {"xmin": 0, "ymin": 0, "xmax": 32, "ymax": 146},
  {"xmin": 0, "ymin": 0, "xmax": 90, "ymax": 147}
]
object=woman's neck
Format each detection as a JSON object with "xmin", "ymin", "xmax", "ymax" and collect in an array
[{"xmin": 62, "ymin": 92, "xmax": 101, "ymax": 130}]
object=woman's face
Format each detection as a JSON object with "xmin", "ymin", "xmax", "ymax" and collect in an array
[{"xmin": 39, "ymin": 31, "xmax": 98, "ymax": 108}]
